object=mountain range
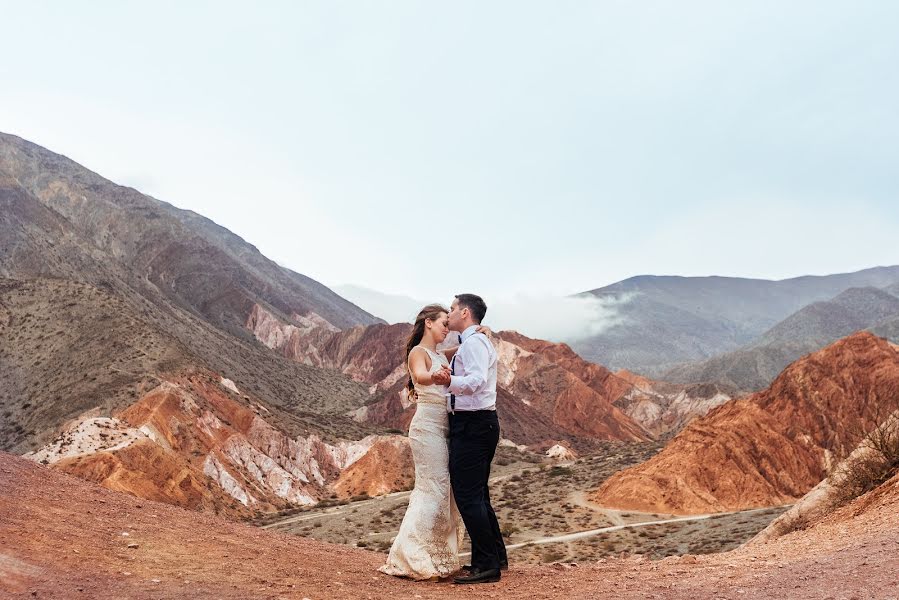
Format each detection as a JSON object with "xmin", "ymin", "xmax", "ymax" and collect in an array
[
  {"xmin": 4, "ymin": 130, "xmax": 898, "ymax": 541},
  {"xmin": 662, "ymin": 285, "xmax": 899, "ymax": 390},
  {"xmin": 340, "ymin": 272, "xmax": 899, "ymax": 393},
  {"xmin": 1, "ymin": 132, "xmax": 727, "ymax": 519},
  {"xmin": 571, "ymin": 269, "xmax": 899, "ymax": 376}
]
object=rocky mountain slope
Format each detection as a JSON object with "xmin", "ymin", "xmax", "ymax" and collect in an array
[
  {"xmin": 610, "ymin": 370, "xmax": 736, "ymax": 438},
  {"xmin": 663, "ymin": 286, "xmax": 899, "ymax": 390},
  {"xmin": 0, "ymin": 133, "xmax": 384, "ymax": 454},
  {"xmin": 2, "ymin": 132, "xmax": 720, "ymax": 524},
  {"xmin": 592, "ymin": 332, "xmax": 899, "ymax": 514},
  {"xmin": 25, "ymin": 368, "xmax": 412, "ymax": 519},
  {"xmin": 0, "ymin": 132, "xmax": 379, "ymax": 331},
  {"xmin": 246, "ymin": 305, "xmax": 735, "ymax": 450},
  {"xmin": 572, "ymin": 269, "xmax": 899, "ymax": 375},
  {"xmin": 0, "ymin": 133, "xmax": 414, "ymax": 518},
  {"xmin": 246, "ymin": 306, "xmax": 649, "ymax": 448}
]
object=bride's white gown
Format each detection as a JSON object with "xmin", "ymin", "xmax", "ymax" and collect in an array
[{"xmin": 379, "ymin": 346, "xmax": 464, "ymax": 579}]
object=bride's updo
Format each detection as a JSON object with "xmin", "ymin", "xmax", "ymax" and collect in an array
[{"xmin": 404, "ymin": 304, "xmax": 449, "ymax": 398}]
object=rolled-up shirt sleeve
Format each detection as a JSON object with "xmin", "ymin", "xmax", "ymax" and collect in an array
[{"xmin": 448, "ymin": 337, "xmax": 490, "ymax": 395}]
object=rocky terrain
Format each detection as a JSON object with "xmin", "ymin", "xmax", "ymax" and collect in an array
[
  {"xmin": 0, "ymin": 133, "xmax": 379, "ymax": 332},
  {"xmin": 259, "ymin": 441, "xmax": 789, "ymax": 566},
  {"xmin": 24, "ymin": 368, "xmax": 414, "ymax": 519},
  {"xmin": 0, "ymin": 133, "xmax": 421, "ymax": 518},
  {"xmin": 6, "ymin": 131, "xmax": 899, "ymax": 598},
  {"xmin": 572, "ymin": 269, "xmax": 899, "ymax": 375},
  {"xmin": 0, "ymin": 132, "xmax": 384, "ymax": 454},
  {"xmin": 248, "ymin": 309, "xmax": 737, "ymax": 450},
  {"xmin": 610, "ymin": 370, "xmax": 735, "ymax": 439},
  {"xmin": 1, "ymin": 132, "xmax": 732, "ymax": 527},
  {"xmin": 664, "ymin": 286, "xmax": 899, "ymax": 391},
  {"xmin": 593, "ymin": 332, "xmax": 899, "ymax": 514},
  {"xmin": 2, "ymin": 450, "xmax": 897, "ymax": 599}
]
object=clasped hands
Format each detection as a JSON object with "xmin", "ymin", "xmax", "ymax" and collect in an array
[
  {"xmin": 431, "ymin": 366, "xmax": 452, "ymax": 386},
  {"xmin": 431, "ymin": 326, "xmax": 493, "ymax": 387}
]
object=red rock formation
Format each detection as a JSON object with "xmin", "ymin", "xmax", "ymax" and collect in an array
[
  {"xmin": 492, "ymin": 332, "xmax": 731, "ymax": 440},
  {"xmin": 491, "ymin": 332, "xmax": 650, "ymax": 442},
  {"xmin": 27, "ymin": 370, "xmax": 414, "ymax": 518},
  {"xmin": 248, "ymin": 304, "xmax": 410, "ymax": 391},
  {"xmin": 344, "ymin": 327, "xmax": 653, "ymax": 446},
  {"xmin": 612, "ymin": 373, "xmax": 735, "ymax": 438},
  {"xmin": 592, "ymin": 332, "xmax": 899, "ymax": 514},
  {"xmin": 247, "ymin": 305, "xmax": 729, "ymax": 448},
  {"xmin": 333, "ymin": 437, "xmax": 413, "ymax": 498},
  {"xmin": 496, "ymin": 331, "xmax": 634, "ymax": 401}
]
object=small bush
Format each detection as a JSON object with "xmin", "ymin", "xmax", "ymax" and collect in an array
[
  {"xmin": 500, "ymin": 523, "xmax": 520, "ymax": 538},
  {"xmin": 548, "ymin": 466, "xmax": 572, "ymax": 477},
  {"xmin": 829, "ymin": 411, "xmax": 899, "ymax": 507},
  {"xmin": 541, "ymin": 549, "xmax": 565, "ymax": 563}
]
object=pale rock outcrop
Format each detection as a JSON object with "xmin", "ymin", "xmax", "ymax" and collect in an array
[
  {"xmin": 220, "ymin": 378, "xmax": 241, "ymax": 395},
  {"xmin": 26, "ymin": 417, "xmax": 146, "ymax": 463},
  {"xmin": 499, "ymin": 438, "xmax": 528, "ymax": 452},
  {"xmin": 203, "ymin": 453, "xmax": 257, "ymax": 506},
  {"xmin": 546, "ymin": 444, "xmax": 577, "ymax": 461}
]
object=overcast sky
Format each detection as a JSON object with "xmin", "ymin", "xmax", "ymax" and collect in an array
[{"xmin": 2, "ymin": 1, "xmax": 898, "ymax": 306}]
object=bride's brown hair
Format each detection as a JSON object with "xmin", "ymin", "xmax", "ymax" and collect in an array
[{"xmin": 404, "ymin": 304, "xmax": 449, "ymax": 398}]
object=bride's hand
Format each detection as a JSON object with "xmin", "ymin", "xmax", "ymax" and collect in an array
[
  {"xmin": 431, "ymin": 367, "xmax": 451, "ymax": 386},
  {"xmin": 476, "ymin": 325, "xmax": 493, "ymax": 337}
]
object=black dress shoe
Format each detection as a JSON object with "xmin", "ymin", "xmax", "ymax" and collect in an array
[
  {"xmin": 462, "ymin": 562, "xmax": 508, "ymax": 571},
  {"xmin": 454, "ymin": 567, "xmax": 501, "ymax": 584}
]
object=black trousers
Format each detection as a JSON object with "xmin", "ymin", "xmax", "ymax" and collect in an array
[{"xmin": 448, "ymin": 410, "xmax": 507, "ymax": 571}]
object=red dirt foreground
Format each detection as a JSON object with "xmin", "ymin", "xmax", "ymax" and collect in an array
[{"xmin": 2, "ymin": 452, "xmax": 898, "ymax": 599}]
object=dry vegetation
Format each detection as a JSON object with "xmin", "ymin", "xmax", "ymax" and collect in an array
[
  {"xmin": 258, "ymin": 441, "xmax": 788, "ymax": 564},
  {"xmin": 828, "ymin": 403, "xmax": 899, "ymax": 508},
  {"xmin": 511, "ymin": 507, "xmax": 787, "ymax": 564}
]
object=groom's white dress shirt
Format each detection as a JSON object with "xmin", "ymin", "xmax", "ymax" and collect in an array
[{"xmin": 447, "ymin": 325, "xmax": 497, "ymax": 412}]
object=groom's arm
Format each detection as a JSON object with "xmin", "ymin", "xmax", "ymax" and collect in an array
[
  {"xmin": 447, "ymin": 337, "xmax": 490, "ymax": 395},
  {"xmin": 441, "ymin": 345, "xmax": 461, "ymax": 360}
]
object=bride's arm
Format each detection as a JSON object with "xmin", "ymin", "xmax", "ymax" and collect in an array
[{"xmin": 409, "ymin": 348, "xmax": 444, "ymax": 386}]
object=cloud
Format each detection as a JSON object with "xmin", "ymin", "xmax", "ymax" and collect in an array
[
  {"xmin": 331, "ymin": 284, "xmax": 634, "ymax": 342},
  {"xmin": 487, "ymin": 293, "xmax": 632, "ymax": 343}
]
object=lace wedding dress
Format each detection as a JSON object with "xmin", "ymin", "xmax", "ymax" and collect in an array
[{"xmin": 379, "ymin": 346, "xmax": 464, "ymax": 579}]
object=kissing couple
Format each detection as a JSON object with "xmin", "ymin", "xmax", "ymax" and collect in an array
[{"xmin": 379, "ymin": 294, "xmax": 508, "ymax": 584}]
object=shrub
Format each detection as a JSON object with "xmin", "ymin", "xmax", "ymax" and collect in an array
[
  {"xmin": 548, "ymin": 466, "xmax": 572, "ymax": 477},
  {"xmin": 500, "ymin": 523, "xmax": 520, "ymax": 538},
  {"xmin": 541, "ymin": 550, "xmax": 565, "ymax": 563},
  {"xmin": 829, "ymin": 408, "xmax": 899, "ymax": 507}
]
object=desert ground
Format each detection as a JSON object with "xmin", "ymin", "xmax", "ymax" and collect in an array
[
  {"xmin": 3, "ymin": 451, "xmax": 898, "ymax": 599},
  {"xmin": 258, "ymin": 443, "xmax": 789, "ymax": 565}
]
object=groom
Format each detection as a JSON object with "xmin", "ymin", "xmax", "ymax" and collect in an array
[{"xmin": 432, "ymin": 293, "xmax": 508, "ymax": 584}]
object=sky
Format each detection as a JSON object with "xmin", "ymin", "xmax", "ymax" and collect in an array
[{"xmin": 2, "ymin": 1, "xmax": 898, "ymax": 313}]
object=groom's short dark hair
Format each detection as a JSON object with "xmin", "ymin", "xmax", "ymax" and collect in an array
[{"xmin": 455, "ymin": 293, "xmax": 487, "ymax": 324}]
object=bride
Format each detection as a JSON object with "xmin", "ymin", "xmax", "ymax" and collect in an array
[{"xmin": 379, "ymin": 304, "xmax": 467, "ymax": 580}]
